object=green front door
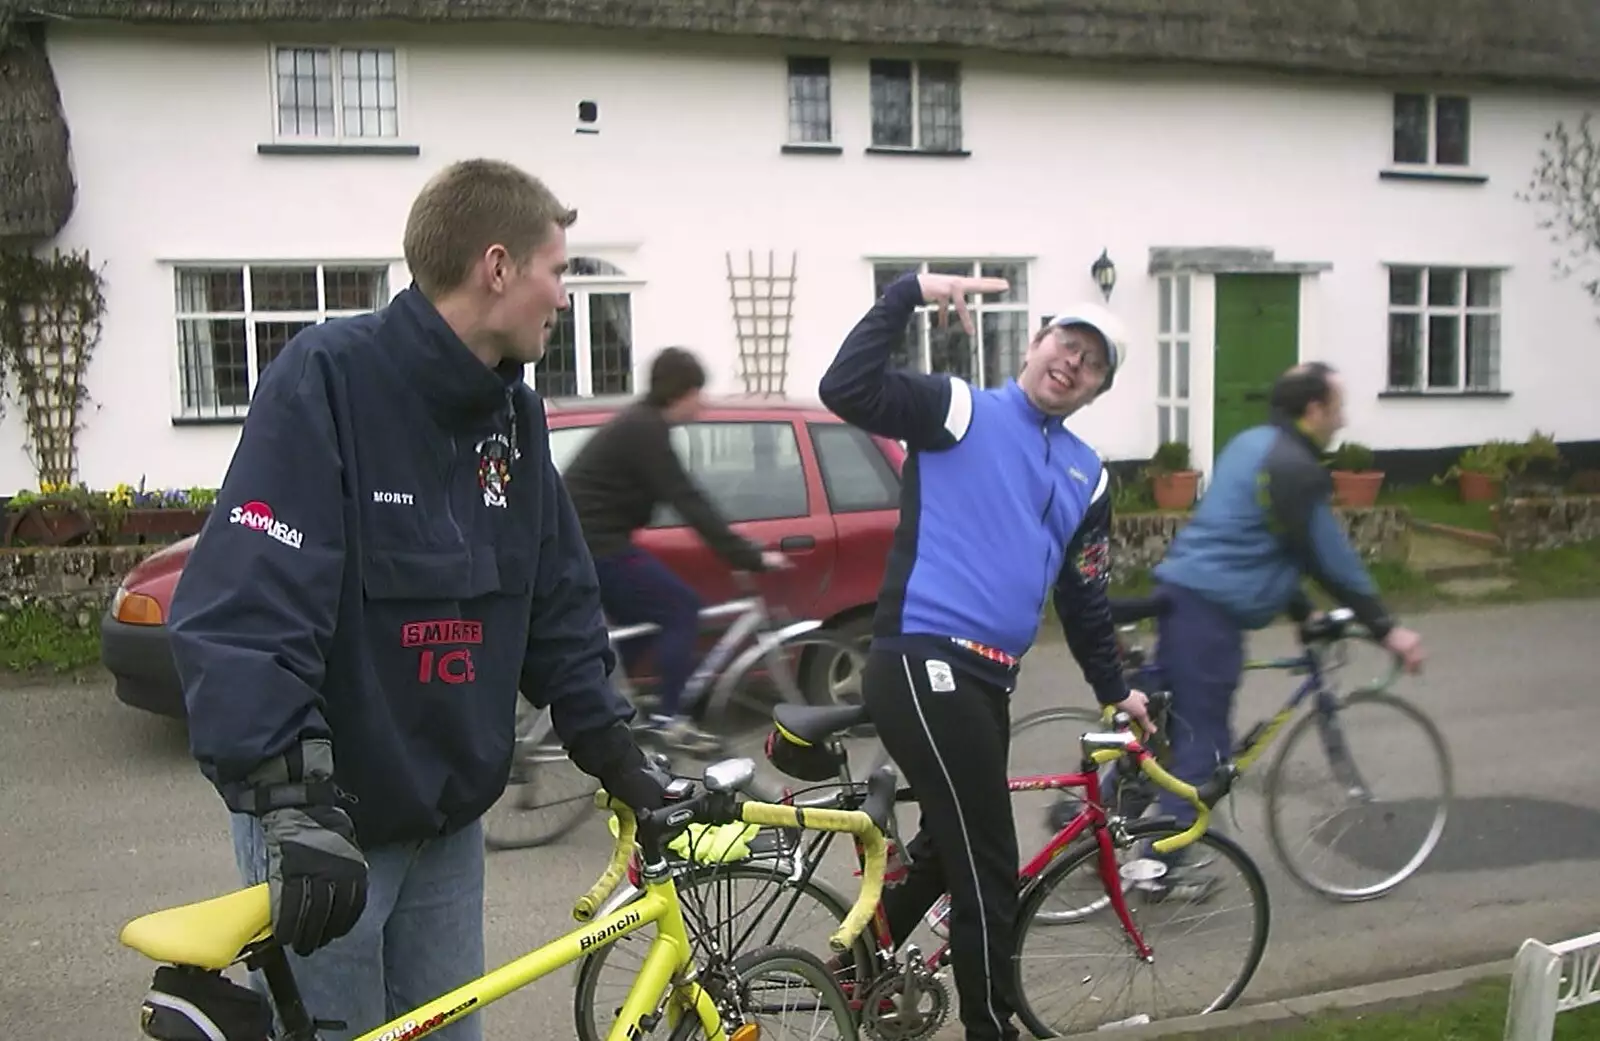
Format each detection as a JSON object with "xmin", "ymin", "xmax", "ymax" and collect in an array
[{"xmin": 1213, "ymin": 274, "xmax": 1300, "ymax": 456}]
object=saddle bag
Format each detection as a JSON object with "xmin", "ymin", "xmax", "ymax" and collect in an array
[{"xmin": 140, "ymin": 965, "xmax": 274, "ymax": 1041}]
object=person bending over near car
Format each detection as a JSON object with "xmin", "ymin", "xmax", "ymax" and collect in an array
[
  {"xmin": 167, "ymin": 159, "xmax": 667, "ymax": 1041},
  {"xmin": 1117, "ymin": 361, "xmax": 1427, "ymax": 893},
  {"xmin": 818, "ymin": 270, "xmax": 1152, "ymax": 1041},
  {"xmin": 562, "ymin": 346, "xmax": 789, "ymax": 756}
]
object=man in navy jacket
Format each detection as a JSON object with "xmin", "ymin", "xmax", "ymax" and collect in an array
[{"xmin": 168, "ymin": 159, "xmax": 664, "ymax": 1041}]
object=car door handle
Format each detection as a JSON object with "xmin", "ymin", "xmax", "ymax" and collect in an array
[{"xmin": 779, "ymin": 535, "xmax": 816, "ymax": 551}]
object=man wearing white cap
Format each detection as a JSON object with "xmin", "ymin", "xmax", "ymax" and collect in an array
[{"xmin": 818, "ymin": 270, "xmax": 1150, "ymax": 1041}]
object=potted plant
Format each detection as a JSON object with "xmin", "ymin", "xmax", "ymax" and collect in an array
[
  {"xmin": 1327, "ymin": 441, "xmax": 1384, "ymax": 508},
  {"xmin": 1436, "ymin": 441, "xmax": 1515, "ymax": 503},
  {"xmin": 1147, "ymin": 440, "xmax": 1199, "ymax": 510}
]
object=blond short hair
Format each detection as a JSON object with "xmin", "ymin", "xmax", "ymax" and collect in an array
[{"xmin": 402, "ymin": 159, "xmax": 577, "ymax": 297}]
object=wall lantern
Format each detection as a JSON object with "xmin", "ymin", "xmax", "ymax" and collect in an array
[{"xmin": 1090, "ymin": 248, "xmax": 1116, "ymax": 301}]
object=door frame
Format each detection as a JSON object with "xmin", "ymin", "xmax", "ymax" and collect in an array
[{"xmin": 1148, "ymin": 249, "xmax": 1329, "ymax": 483}]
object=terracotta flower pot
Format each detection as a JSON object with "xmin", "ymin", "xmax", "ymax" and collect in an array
[
  {"xmin": 1458, "ymin": 471, "xmax": 1502, "ymax": 503},
  {"xmin": 1151, "ymin": 470, "xmax": 1200, "ymax": 510},
  {"xmin": 1331, "ymin": 470, "xmax": 1385, "ymax": 508}
]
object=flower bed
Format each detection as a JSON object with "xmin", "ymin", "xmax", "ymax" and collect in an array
[{"xmin": 2, "ymin": 480, "xmax": 216, "ymax": 547}]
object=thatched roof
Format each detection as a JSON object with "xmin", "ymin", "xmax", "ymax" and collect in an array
[
  {"xmin": 17, "ymin": 0, "xmax": 1600, "ymax": 89},
  {"xmin": 0, "ymin": 15, "xmax": 74, "ymax": 245}
]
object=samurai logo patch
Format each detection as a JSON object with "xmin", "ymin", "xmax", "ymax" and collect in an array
[{"xmin": 1075, "ymin": 537, "xmax": 1111, "ymax": 586}]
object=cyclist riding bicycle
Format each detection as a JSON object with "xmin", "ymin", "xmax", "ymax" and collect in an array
[
  {"xmin": 1082, "ymin": 361, "xmax": 1428, "ymax": 891},
  {"xmin": 562, "ymin": 346, "xmax": 789, "ymax": 756},
  {"xmin": 818, "ymin": 270, "xmax": 1151, "ymax": 1041}
]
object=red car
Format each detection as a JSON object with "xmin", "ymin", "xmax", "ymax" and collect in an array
[{"xmin": 100, "ymin": 396, "xmax": 903, "ymax": 719}]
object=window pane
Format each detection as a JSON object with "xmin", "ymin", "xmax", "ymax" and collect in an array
[
  {"xmin": 810, "ymin": 423, "xmax": 900, "ymax": 513},
  {"xmin": 981, "ymin": 310, "xmax": 1027, "ymax": 388},
  {"xmin": 548, "ymin": 425, "xmax": 598, "ymax": 473},
  {"xmin": 1157, "ymin": 339, "xmax": 1171, "ymax": 398},
  {"xmin": 1434, "ymin": 96, "xmax": 1470, "ymax": 166},
  {"xmin": 1427, "ymin": 267, "xmax": 1461, "ymax": 307},
  {"xmin": 1387, "ymin": 313, "xmax": 1420, "ymax": 389},
  {"xmin": 917, "ymin": 60, "xmax": 962, "ymax": 152},
  {"xmin": 179, "ymin": 318, "xmax": 249, "ymax": 415},
  {"xmin": 979, "ymin": 261, "xmax": 1027, "ymax": 303},
  {"xmin": 1389, "ymin": 266, "xmax": 1422, "ymax": 306},
  {"xmin": 1158, "ymin": 277, "xmax": 1172, "ymax": 335},
  {"xmin": 255, "ymin": 320, "xmax": 314, "ymax": 378},
  {"xmin": 1175, "ymin": 405, "xmax": 1190, "ymax": 445},
  {"xmin": 1157, "ymin": 404, "xmax": 1171, "ymax": 445},
  {"xmin": 1427, "ymin": 314, "xmax": 1460, "ymax": 388},
  {"xmin": 534, "ymin": 307, "xmax": 578, "ymax": 398},
  {"xmin": 926, "ymin": 260, "xmax": 972, "ymax": 278},
  {"xmin": 1392, "ymin": 93, "xmax": 1429, "ymax": 164},
  {"xmin": 275, "ymin": 46, "xmax": 335, "ymax": 137},
  {"xmin": 1176, "ymin": 275, "xmax": 1191, "ymax": 333},
  {"xmin": 251, "ymin": 267, "xmax": 319, "ymax": 311},
  {"xmin": 786, "ymin": 56, "xmax": 832, "ymax": 143},
  {"xmin": 657, "ymin": 422, "xmax": 808, "ymax": 524},
  {"xmin": 588, "ymin": 293, "xmax": 634, "ymax": 395},
  {"xmin": 1466, "ymin": 314, "xmax": 1500, "ymax": 390},
  {"xmin": 925, "ymin": 318, "xmax": 973, "ymax": 383},
  {"xmin": 869, "ymin": 59, "xmax": 913, "ymax": 147},
  {"xmin": 176, "ymin": 268, "xmax": 244, "ymax": 313},
  {"xmin": 323, "ymin": 266, "xmax": 388, "ymax": 310},
  {"xmin": 1466, "ymin": 269, "xmax": 1500, "ymax": 308},
  {"xmin": 1176, "ymin": 340, "xmax": 1191, "ymax": 399}
]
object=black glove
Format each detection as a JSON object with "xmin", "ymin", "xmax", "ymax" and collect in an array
[
  {"xmin": 235, "ymin": 738, "xmax": 369, "ymax": 957},
  {"xmin": 568, "ymin": 720, "xmax": 670, "ymax": 814},
  {"xmin": 260, "ymin": 803, "xmax": 369, "ymax": 956}
]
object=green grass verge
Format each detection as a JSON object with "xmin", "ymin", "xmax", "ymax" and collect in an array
[
  {"xmin": 1379, "ymin": 481, "xmax": 1496, "ymax": 532},
  {"xmin": 1171, "ymin": 978, "xmax": 1599, "ymax": 1041},
  {"xmin": 0, "ymin": 605, "xmax": 101, "ymax": 674}
]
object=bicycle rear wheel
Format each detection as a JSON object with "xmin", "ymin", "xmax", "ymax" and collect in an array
[
  {"xmin": 1012, "ymin": 819, "xmax": 1269, "ymax": 1037},
  {"xmin": 1264, "ymin": 688, "xmax": 1452, "ymax": 902},
  {"xmin": 483, "ymin": 702, "xmax": 599, "ymax": 851},
  {"xmin": 667, "ymin": 944, "xmax": 858, "ymax": 1041}
]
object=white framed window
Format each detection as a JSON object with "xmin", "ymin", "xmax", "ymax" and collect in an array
[
  {"xmin": 173, "ymin": 263, "xmax": 391, "ymax": 419},
  {"xmin": 272, "ymin": 45, "xmax": 401, "ymax": 141},
  {"xmin": 1156, "ymin": 274, "xmax": 1193, "ymax": 444},
  {"xmin": 1392, "ymin": 93, "xmax": 1470, "ymax": 167},
  {"xmin": 867, "ymin": 259, "xmax": 1028, "ymax": 388},
  {"xmin": 869, "ymin": 59, "xmax": 963, "ymax": 152},
  {"xmin": 1386, "ymin": 265, "xmax": 1502, "ymax": 392},
  {"xmin": 786, "ymin": 56, "xmax": 833, "ymax": 145},
  {"xmin": 531, "ymin": 257, "xmax": 641, "ymax": 399}
]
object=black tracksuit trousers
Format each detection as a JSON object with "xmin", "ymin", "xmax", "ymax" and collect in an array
[{"xmin": 864, "ymin": 648, "xmax": 1021, "ymax": 1041}]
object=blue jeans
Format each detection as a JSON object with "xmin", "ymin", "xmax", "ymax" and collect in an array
[
  {"xmin": 230, "ymin": 813, "xmax": 486, "ymax": 1041},
  {"xmin": 593, "ymin": 547, "xmax": 702, "ymax": 718},
  {"xmin": 1151, "ymin": 583, "xmax": 1244, "ymax": 831}
]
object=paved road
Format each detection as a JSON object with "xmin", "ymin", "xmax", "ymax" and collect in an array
[{"xmin": 3, "ymin": 598, "xmax": 1599, "ymax": 1039}]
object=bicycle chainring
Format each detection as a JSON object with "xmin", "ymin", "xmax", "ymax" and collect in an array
[{"xmin": 860, "ymin": 969, "xmax": 951, "ymax": 1041}]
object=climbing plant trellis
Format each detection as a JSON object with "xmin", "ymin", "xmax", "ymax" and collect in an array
[{"xmin": 725, "ymin": 249, "xmax": 796, "ymax": 397}]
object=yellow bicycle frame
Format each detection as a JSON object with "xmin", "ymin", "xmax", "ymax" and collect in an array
[{"xmin": 121, "ymin": 786, "xmax": 889, "ymax": 1041}]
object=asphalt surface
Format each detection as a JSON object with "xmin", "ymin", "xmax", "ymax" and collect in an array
[{"xmin": 3, "ymin": 597, "xmax": 1599, "ymax": 1039}]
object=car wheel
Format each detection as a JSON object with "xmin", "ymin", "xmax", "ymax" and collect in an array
[{"xmin": 800, "ymin": 615, "xmax": 870, "ymax": 708}]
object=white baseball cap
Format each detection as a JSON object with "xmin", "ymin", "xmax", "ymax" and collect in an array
[{"xmin": 1046, "ymin": 303, "xmax": 1128, "ymax": 392}]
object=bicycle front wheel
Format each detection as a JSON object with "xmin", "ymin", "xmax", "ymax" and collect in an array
[
  {"xmin": 1012, "ymin": 819, "xmax": 1270, "ymax": 1037},
  {"xmin": 1264, "ymin": 689, "xmax": 1452, "ymax": 902},
  {"xmin": 668, "ymin": 944, "xmax": 859, "ymax": 1041}
]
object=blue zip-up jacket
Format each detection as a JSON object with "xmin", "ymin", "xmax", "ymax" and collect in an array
[
  {"xmin": 818, "ymin": 273, "xmax": 1128, "ymax": 705},
  {"xmin": 1153, "ymin": 419, "xmax": 1396, "ymax": 637},
  {"xmin": 168, "ymin": 286, "xmax": 634, "ymax": 848}
]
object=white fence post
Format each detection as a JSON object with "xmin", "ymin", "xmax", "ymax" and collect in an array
[{"xmin": 1505, "ymin": 931, "xmax": 1600, "ymax": 1041}]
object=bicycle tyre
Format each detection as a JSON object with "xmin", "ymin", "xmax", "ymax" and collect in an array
[
  {"xmin": 483, "ymin": 705, "xmax": 598, "ymax": 851},
  {"xmin": 1011, "ymin": 819, "xmax": 1270, "ymax": 1038},
  {"xmin": 573, "ymin": 864, "xmax": 876, "ymax": 1041},
  {"xmin": 666, "ymin": 944, "xmax": 859, "ymax": 1041},
  {"xmin": 1264, "ymin": 688, "xmax": 1453, "ymax": 903}
]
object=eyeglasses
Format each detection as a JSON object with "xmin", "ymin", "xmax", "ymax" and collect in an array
[{"xmin": 1049, "ymin": 327, "xmax": 1110, "ymax": 376}]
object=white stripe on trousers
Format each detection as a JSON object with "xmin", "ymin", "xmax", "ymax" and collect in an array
[{"xmin": 900, "ymin": 654, "xmax": 1005, "ymax": 1039}]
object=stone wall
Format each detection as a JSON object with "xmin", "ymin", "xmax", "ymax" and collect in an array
[
  {"xmin": 0, "ymin": 545, "xmax": 161, "ymax": 629},
  {"xmin": 1109, "ymin": 505, "xmax": 1410, "ymax": 582},
  {"xmin": 1497, "ymin": 495, "xmax": 1600, "ymax": 553}
]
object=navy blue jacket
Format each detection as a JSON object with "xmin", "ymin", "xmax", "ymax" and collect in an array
[
  {"xmin": 1154, "ymin": 419, "xmax": 1396, "ymax": 637},
  {"xmin": 168, "ymin": 287, "xmax": 633, "ymax": 848},
  {"xmin": 818, "ymin": 273, "xmax": 1128, "ymax": 705}
]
